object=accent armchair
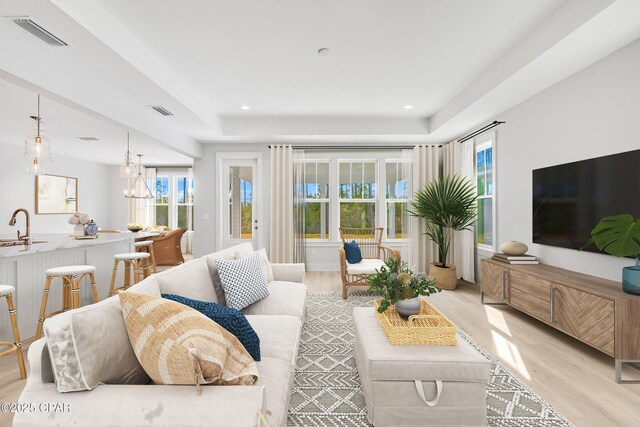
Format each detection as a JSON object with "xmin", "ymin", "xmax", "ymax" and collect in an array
[
  {"xmin": 147, "ymin": 227, "xmax": 187, "ymax": 266},
  {"xmin": 338, "ymin": 227, "xmax": 401, "ymax": 299}
]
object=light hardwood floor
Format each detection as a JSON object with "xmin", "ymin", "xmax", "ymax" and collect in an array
[{"xmin": 1, "ymin": 271, "xmax": 639, "ymax": 426}]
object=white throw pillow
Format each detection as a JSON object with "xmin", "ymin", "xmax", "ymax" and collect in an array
[
  {"xmin": 236, "ymin": 248, "xmax": 274, "ymax": 283},
  {"xmin": 216, "ymin": 252, "xmax": 270, "ymax": 310}
]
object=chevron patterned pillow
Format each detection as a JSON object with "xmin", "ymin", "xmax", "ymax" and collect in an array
[
  {"xmin": 119, "ymin": 292, "xmax": 258, "ymax": 391},
  {"xmin": 162, "ymin": 293, "xmax": 261, "ymax": 361},
  {"xmin": 216, "ymin": 252, "xmax": 270, "ymax": 310}
]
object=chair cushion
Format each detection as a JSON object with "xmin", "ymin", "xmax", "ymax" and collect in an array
[
  {"xmin": 344, "ymin": 240, "xmax": 363, "ymax": 264},
  {"xmin": 242, "ymin": 281, "xmax": 307, "ymax": 320},
  {"xmin": 43, "ymin": 295, "xmax": 150, "ymax": 393},
  {"xmin": 246, "ymin": 315, "xmax": 301, "ymax": 365},
  {"xmin": 204, "ymin": 242, "xmax": 254, "ymax": 305},
  {"xmin": 119, "ymin": 292, "xmax": 258, "ymax": 387},
  {"xmin": 216, "ymin": 252, "xmax": 270, "ymax": 311},
  {"xmin": 162, "ymin": 293, "xmax": 261, "ymax": 361},
  {"xmin": 155, "ymin": 258, "xmax": 218, "ymax": 303},
  {"xmin": 347, "ymin": 258, "xmax": 386, "ymax": 275}
]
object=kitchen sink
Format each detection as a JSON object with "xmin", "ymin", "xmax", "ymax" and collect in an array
[{"xmin": 0, "ymin": 239, "xmax": 47, "ymax": 247}]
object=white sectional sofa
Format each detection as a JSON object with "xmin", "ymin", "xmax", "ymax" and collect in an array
[{"xmin": 15, "ymin": 243, "xmax": 306, "ymax": 427}]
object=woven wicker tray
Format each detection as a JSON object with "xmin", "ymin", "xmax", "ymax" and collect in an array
[{"xmin": 374, "ymin": 299, "xmax": 458, "ymax": 346}]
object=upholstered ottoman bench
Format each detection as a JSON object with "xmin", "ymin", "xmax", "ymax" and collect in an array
[{"xmin": 353, "ymin": 307, "xmax": 491, "ymax": 426}]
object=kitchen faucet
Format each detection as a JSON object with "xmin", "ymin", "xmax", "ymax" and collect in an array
[{"xmin": 9, "ymin": 208, "xmax": 31, "ymax": 246}]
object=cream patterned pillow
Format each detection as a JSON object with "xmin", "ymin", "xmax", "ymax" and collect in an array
[{"xmin": 119, "ymin": 292, "xmax": 258, "ymax": 390}]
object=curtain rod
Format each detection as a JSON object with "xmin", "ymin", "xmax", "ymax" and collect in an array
[
  {"xmin": 267, "ymin": 145, "xmax": 441, "ymax": 150},
  {"xmin": 458, "ymin": 120, "xmax": 505, "ymax": 143}
]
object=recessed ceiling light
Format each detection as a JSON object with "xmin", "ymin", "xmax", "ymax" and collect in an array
[
  {"xmin": 240, "ymin": 105, "xmax": 250, "ymax": 110},
  {"xmin": 403, "ymin": 104, "xmax": 414, "ymax": 110},
  {"xmin": 317, "ymin": 48, "xmax": 331, "ymax": 56}
]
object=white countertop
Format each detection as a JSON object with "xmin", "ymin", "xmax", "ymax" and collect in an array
[{"xmin": 0, "ymin": 232, "xmax": 158, "ymax": 259}]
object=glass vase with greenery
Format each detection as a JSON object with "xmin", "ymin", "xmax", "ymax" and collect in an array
[{"xmin": 367, "ymin": 258, "xmax": 441, "ymax": 313}]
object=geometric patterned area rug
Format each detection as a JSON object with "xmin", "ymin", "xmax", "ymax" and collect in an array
[{"xmin": 287, "ymin": 292, "xmax": 573, "ymax": 427}]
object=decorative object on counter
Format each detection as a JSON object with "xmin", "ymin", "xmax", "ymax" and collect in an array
[
  {"xmin": 409, "ymin": 174, "xmax": 477, "ymax": 290},
  {"xmin": 582, "ymin": 214, "xmax": 640, "ymax": 296},
  {"xmin": 127, "ymin": 224, "xmax": 144, "ymax": 233},
  {"xmin": 68, "ymin": 211, "xmax": 91, "ymax": 236},
  {"xmin": 119, "ymin": 132, "xmax": 137, "ymax": 178},
  {"xmin": 85, "ymin": 220, "xmax": 98, "ymax": 236},
  {"xmin": 367, "ymin": 257, "xmax": 440, "ymax": 316},
  {"xmin": 499, "ymin": 241, "xmax": 528, "ymax": 256},
  {"xmin": 123, "ymin": 154, "xmax": 154, "ymax": 199},
  {"xmin": 36, "ymin": 174, "xmax": 78, "ymax": 214},
  {"xmin": 492, "ymin": 253, "xmax": 539, "ymax": 265},
  {"xmin": 24, "ymin": 94, "xmax": 52, "ymax": 175},
  {"xmin": 73, "ymin": 235, "xmax": 99, "ymax": 240}
]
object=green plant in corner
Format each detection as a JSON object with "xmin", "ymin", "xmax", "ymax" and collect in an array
[
  {"xmin": 367, "ymin": 258, "xmax": 441, "ymax": 313},
  {"xmin": 581, "ymin": 214, "xmax": 640, "ymax": 295},
  {"xmin": 408, "ymin": 174, "xmax": 477, "ymax": 290}
]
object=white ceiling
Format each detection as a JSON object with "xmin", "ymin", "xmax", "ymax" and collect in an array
[{"xmin": 1, "ymin": 0, "xmax": 640, "ymax": 164}]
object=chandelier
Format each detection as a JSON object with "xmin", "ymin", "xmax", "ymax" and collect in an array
[
  {"xmin": 123, "ymin": 154, "xmax": 155, "ymax": 199},
  {"xmin": 120, "ymin": 132, "xmax": 137, "ymax": 178},
  {"xmin": 24, "ymin": 95, "xmax": 52, "ymax": 175}
]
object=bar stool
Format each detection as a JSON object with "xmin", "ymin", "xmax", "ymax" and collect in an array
[
  {"xmin": 0, "ymin": 285, "xmax": 26, "ymax": 379},
  {"xmin": 109, "ymin": 253, "xmax": 151, "ymax": 297},
  {"xmin": 35, "ymin": 265, "xmax": 99, "ymax": 340},
  {"xmin": 135, "ymin": 240, "xmax": 157, "ymax": 274}
]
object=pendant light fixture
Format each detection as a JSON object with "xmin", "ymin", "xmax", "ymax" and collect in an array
[
  {"xmin": 24, "ymin": 94, "xmax": 52, "ymax": 175},
  {"xmin": 120, "ymin": 132, "xmax": 137, "ymax": 178},
  {"xmin": 123, "ymin": 154, "xmax": 155, "ymax": 199}
]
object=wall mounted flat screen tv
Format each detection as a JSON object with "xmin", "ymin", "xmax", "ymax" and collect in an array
[{"xmin": 532, "ymin": 149, "xmax": 640, "ymax": 253}]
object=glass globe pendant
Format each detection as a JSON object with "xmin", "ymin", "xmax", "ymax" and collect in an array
[
  {"xmin": 24, "ymin": 95, "xmax": 52, "ymax": 175},
  {"xmin": 120, "ymin": 132, "xmax": 137, "ymax": 178}
]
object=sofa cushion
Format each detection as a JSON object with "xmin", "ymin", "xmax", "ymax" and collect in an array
[
  {"xmin": 43, "ymin": 296, "xmax": 150, "ymax": 393},
  {"xmin": 216, "ymin": 252, "xmax": 270, "ymax": 311},
  {"xmin": 246, "ymin": 315, "xmax": 301, "ymax": 365},
  {"xmin": 242, "ymin": 281, "xmax": 307, "ymax": 320},
  {"xmin": 347, "ymin": 258, "xmax": 386, "ymax": 275},
  {"xmin": 162, "ymin": 293, "xmax": 261, "ymax": 361},
  {"xmin": 154, "ymin": 258, "xmax": 217, "ymax": 303},
  {"xmin": 237, "ymin": 248, "xmax": 274, "ymax": 283},
  {"xmin": 204, "ymin": 242, "xmax": 254, "ymax": 305},
  {"xmin": 344, "ymin": 240, "xmax": 363, "ymax": 263},
  {"xmin": 119, "ymin": 292, "xmax": 258, "ymax": 387},
  {"xmin": 256, "ymin": 357, "xmax": 295, "ymax": 427},
  {"xmin": 127, "ymin": 275, "xmax": 161, "ymax": 297}
]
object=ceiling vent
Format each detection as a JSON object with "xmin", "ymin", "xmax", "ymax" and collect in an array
[
  {"xmin": 13, "ymin": 18, "xmax": 68, "ymax": 46},
  {"xmin": 78, "ymin": 137, "xmax": 99, "ymax": 141},
  {"xmin": 150, "ymin": 105, "xmax": 174, "ymax": 116}
]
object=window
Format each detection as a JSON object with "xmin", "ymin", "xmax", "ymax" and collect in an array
[
  {"xmin": 228, "ymin": 166, "xmax": 252, "ymax": 239},
  {"xmin": 153, "ymin": 172, "xmax": 194, "ymax": 231},
  {"xmin": 338, "ymin": 161, "xmax": 377, "ymax": 229},
  {"xmin": 385, "ymin": 162, "xmax": 410, "ymax": 239},
  {"xmin": 303, "ymin": 161, "xmax": 329, "ymax": 239},
  {"xmin": 155, "ymin": 176, "xmax": 169, "ymax": 227},
  {"xmin": 476, "ymin": 141, "xmax": 493, "ymax": 247}
]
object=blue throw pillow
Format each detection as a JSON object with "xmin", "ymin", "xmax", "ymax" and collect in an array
[
  {"xmin": 344, "ymin": 240, "xmax": 363, "ymax": 264},
  {"xmin": 161, "ymin": 293, "xmax": 261, "ymax": 361}
]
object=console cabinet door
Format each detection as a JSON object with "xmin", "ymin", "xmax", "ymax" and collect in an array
[
  {"xmin": 480, "ymin": 261, "xmax": 508, "ymax": 300},
  {"xmin": 552, "ymin": 284, "xmax": 615, "ymax": 356},
  {"xmin": 508, "ymin": 270, "xmax": 551, "ymax": 323}
]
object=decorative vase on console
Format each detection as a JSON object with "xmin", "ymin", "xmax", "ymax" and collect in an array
[
  {"xmin": 367, "ymin": 258, "xmax": 441, "ymax": 318},
  {"xmin": 68, "ymin": 211, "xmax": 92, "ymax": 236},
  {"xmin": 582, "ymin": 214, "xmax": 640, "ymax": 296},
  {"xmin": 85, "ymin": 220, "xmax": 98, "ymax": 236}
]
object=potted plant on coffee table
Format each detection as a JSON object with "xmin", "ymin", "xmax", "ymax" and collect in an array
[
  {"xmin": 367, "ymin": 258, "xmax": 441, "ymax": 317},
  {"xmin": 581, "ymin": 214, "xmax": 640, "ymax": 295},
  {"xmin": 409, "ymin": 174, "xmax": 477, "ymax": 290}
]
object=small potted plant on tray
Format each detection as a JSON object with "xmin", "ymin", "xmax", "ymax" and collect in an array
[{"xmin": 367, "ymin": 258, "xmax": 441, "ymax": 317}]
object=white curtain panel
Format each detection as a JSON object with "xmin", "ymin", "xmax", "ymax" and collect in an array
[
  {"xmin": 443, "ymin": 140, "xmax": 475, "ymax": 282},
  {"xmin": 269, "ymin": 145, "xmax": 294, "ymax": 263},
  {"xmin": 410, "ymin": 145, "xmax": 441, "ymax": 273},
  {"xmin": 292, "ymin": 149, "xmax": 306, "ymax": 264},
  {"xmin": 127, "ymin": 166, "xmax": 155, "ymax": 227}
]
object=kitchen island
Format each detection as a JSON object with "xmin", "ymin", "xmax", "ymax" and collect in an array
[{"xmin": 0, "ymin": 232, "xmax": 155, "ymax": 341}]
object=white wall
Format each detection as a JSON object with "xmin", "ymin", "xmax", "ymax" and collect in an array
[
  {"xmin": 0, "ymin": 140, "xmax": 114, "ymax": 234},
  {"xmin": 107, "ymin": 165, "xmax": 130, "ymax": 229},
  {"xmin": 490, "ymin": 38, "xmax": 640, "ymax": 281}
]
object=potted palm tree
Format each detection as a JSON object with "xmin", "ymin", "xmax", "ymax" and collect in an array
[
  {"xmin": 582, "ymin": 214, "xmax": 640, "ymax": 295},
  {"xmin": 409, "ymin": 174, "xmax": 477, "ymax": 290}
]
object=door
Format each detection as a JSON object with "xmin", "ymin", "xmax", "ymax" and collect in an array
[{"xmin": 220, "ymin": 158, "xmax": 260, "ymax": 249}]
